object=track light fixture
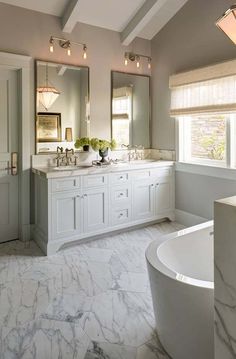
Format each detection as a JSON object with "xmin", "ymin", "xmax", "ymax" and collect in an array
[
  {"xmin": 49, "ymin": 36, "xmax": 87, "ymax": 59},
  {"xmin": 124, "ymin": 52, "xmax": 151, "ymax": 69}
]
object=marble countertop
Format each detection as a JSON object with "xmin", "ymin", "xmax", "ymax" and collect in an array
[{"xmin": 32, "ymin": 160, "xmax": 174, "ymax": 179}]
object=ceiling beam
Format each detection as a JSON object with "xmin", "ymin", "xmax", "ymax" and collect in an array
[
  {"xmin": 61, "ymin": 0, "xmax": 80, "ymax": 33},
  {"xmin": 121, "ymin": 0, "xmax": 169, "ymax": 45}
]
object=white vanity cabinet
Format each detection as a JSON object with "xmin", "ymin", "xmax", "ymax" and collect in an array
[
  {"xmin": 83, "ymin": 186, "xmax": 109, "ymax": 233},
  {"xmin": 33, "ymin": 163, "xmax": 174, "ymax": 255},
  {"xmin": 51, "ymin": 190, "xmax": 83, "ymax": 239},
  {"xmin": 133, "ymin": 181, "xmax": 155, "ymax": 221}
]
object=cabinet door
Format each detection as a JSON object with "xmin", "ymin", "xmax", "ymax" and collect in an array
[
  {"xmin": 154, "ymin": 179, "xmax": 172, "ymax": 215},
  {"xmin": 83, "ymin": 187, "xmax": 109, "ymax": 233},
  {"xmin": 132, "ymin": 181, "xmax": 154, "ymax": 221},
  {"xmin": 52, "ymin": 191, "xmax": 82, "ymax": 239}
]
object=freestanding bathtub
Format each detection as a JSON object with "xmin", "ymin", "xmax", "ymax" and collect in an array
[{"xmin": 146, "ymin": 221, "xmax": 214, "ymax": 359}]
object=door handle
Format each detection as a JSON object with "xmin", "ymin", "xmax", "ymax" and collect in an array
[{"xmin": 5, "ymin": 152, "xmax": 18, "ymax": 176}]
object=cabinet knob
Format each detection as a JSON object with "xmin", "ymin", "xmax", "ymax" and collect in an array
[
  {"xmin": 119, "ymin": 213, "xmax": 124, "ymax": 218},
  {"xmin": 151, "ymin": 184, "xmax": 154, "ymax": 187},
  {"xmin": 76, "ymin": 195, "xmax": 81, "ymax": 198},
  {"xmin": 119, "ymin": 176, "xmax": 123, "ymax": 180},
  {"xmin": 83, "ymin": 194, "xmax": 88, "ymax": 197},
  {"xmin": 156, "ymin": 183, "xmax": 159, "ymax": 187},
  {"xmin": 119, "ymin": 192, "xmax": 124, "ymax": 196}
]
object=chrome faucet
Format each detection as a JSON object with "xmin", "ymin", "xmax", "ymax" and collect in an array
[
  {"xmin": 122, "ymin": 144, "xmax": 144, "ymax": 161},
  {"xmin": 55, "ymin": 146, "xmax": 64, "ymax": 167},
  {"xmin": 57, "ymin": 146, "xmax": 63, "ymax": 154},
  {"xmin": 64, "ymin": 148, "xmax": 75, "ymax": 166}
]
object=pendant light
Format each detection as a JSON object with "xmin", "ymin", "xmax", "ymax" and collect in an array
[
  {"xmin": 216, "ymin": 5, "xmax": 236, "ymax": 44},
  {"xmin": 37, "ymin": 63, "xmax": 60, "ymax": 111}
]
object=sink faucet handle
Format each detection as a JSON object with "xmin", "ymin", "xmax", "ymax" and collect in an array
[{"xmin": 57, "ymin": 146, "xmax": 63, "ymax": 154}]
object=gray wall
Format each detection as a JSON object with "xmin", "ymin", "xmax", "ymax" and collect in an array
[
  {"xmin": 151, "ymin": 0, "xmax": 236, "ymax": 150},
  {"xmin": 0, "ymin": 2, "xmax": 151, "ymax": 154},
  {"xmin": 151, "ymin": 0, "xmax": 236, "ymax": 219},
  {"xmin": 176, "ymin": 172, "xmax": 236, "ymax": 219}
]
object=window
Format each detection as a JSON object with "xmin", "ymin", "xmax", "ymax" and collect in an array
[
  {"xmin": 169, "ymin": 59, "xmax": 236, "ymax": 168},
  {"xmin": 178, "ymin": 114, "xmax": 231, "ymax": 166}
]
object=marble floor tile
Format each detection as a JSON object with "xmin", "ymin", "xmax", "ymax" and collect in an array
[
  {"xmin": 53, "ymin": 257, "xmax": 113, "ymax": 296},
  {"xmin": 83, "ymin": 290, "xmax": 155, "ymax": 347},
  {"xmin": 1, "ymin": 319, "xmax": 90, "ymax": 359},
  {"xmin": 85, "ymin": 341, "xmax": 136, "ymax": 359},
  {"xmin": 0, "ymin": 220, "xmax": 181, "ymax": 358},
  {"xmin": 41, "ymin": 292, "xmax": 92, "ymax": 326},
  {"xmin": 136, "ymin": 336, "xmax": 171, "ymax": 359},
  {"xmin": 0, "ymin": 277, "xmax": 61, "ymax": 327},
  {"xmin": 111, "ymin": 271, "xmax": 148, "ymax": 293},
  {"xmin": 65, "ymin": 246, "xmax": 114, "ymax": 263}
]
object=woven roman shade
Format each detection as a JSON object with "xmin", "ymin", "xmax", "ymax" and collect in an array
[{"xmin": 169, "ymin": 59, "xmax": 236, "ymax": 117}]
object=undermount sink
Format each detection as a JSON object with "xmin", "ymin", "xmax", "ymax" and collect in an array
[
  {"xmin": 130, "ymin": 159, "xmax": 156, "ymax": 164},
  {"xmin": 53, "ymin": 165, "xmax": 92, "ymax": 171},
  {"xmin": 115, "ymin": 159, "xmax": 156, "ymax": 165}
]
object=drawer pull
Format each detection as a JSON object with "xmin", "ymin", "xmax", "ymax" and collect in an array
[
  {"xmin": 119, "ymin": 213, "xmax": 124, "ymax": 218},
  {"xmin": 119, "ymin": 192, "xmax": 124, "ymax": 197}
]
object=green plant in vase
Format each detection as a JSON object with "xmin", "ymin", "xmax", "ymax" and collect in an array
[
  {"xmin": 74, "ymin": 137, "xmax": 90, "ymax": 152},
  {"xmin": 90, "ymin": 138, "xmax": 117, "ymax": 162}
]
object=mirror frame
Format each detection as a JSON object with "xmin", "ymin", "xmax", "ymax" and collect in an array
[
  {"xmin": 35, "ymin": 59, "xmax": 90, "ymax": 154},
  {"xmin": 110, "ymin": 70, "xmax": 151, "ymax": 149}
]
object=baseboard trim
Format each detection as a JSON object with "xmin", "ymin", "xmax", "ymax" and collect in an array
[
  {"xmin": 20, "ymin": 224, "xmax": 31, "ymax": 242},
  {"xmin": 175, "ymin": 209, "xmax": 208, "ymax": 227}
]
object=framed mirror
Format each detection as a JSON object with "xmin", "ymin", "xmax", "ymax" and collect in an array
[
  {"xmin": 35, "ymin": 60, "xmax": 89, "ymax": 153},
  {"xmin": 111, "ymin": 71, "xmax": 150, "ymax": 149}
]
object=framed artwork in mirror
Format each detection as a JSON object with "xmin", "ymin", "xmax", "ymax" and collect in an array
[{"xmin": 37, "ymin": 112, "xmax": 61, "ymax": 142}]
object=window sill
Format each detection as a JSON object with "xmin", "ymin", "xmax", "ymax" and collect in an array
[{"xmin": 175, "ymin": 162, "xmax": 236, "ymax": 181}]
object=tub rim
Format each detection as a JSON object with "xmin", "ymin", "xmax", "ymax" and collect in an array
[{"xmin": 145, "ymin": 220, "xmax": 214, "ymax": 289}]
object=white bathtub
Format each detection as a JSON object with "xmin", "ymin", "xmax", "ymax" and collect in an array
[{"xmin": 146, "ymin": 221, "xmax": 214, "ymax": 359}]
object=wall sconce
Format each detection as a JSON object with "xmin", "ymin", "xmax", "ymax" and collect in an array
[
  {"xmin": 49, "ymin": 36, "xmax": 88, "ymax": 59},
  {"xmin": 65, "ymin": 127, "xmax": 73, "ymax": 142},
  {"xmin": 216, "ymin": 5, "xmax": 236, "ymax": 44},
  {"xmin": 124, "ymin": 52, "xmax": 151, "ymax": 69}
]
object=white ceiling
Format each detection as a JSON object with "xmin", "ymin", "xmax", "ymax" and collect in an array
[
  {"xmin": 0, "ymin": 0, "xmax": 147, "ymax": 31},
  {"xmin": 0, "ymin": 0, "xmax": 188, "ymax": 41},
  {"xmin": 0, "ymin": 0, "xmax": 68, "ymax": 16}
]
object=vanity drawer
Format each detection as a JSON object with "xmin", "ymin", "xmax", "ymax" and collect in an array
[
  {"xmin": 110, "ymin": 185, "xmax": 131, "ymax": 205},
  {"xmin": 111, "ymin": 206, "xmax": 131, "ymax": 226},
  {"xmin": 132, "ymin": 169, "xmax": 151, "ymax": 181},
  {"xmin": 151, "ymin": 167, "xmax": 171, "ymax": 179},
  {"xmin": 52, "ymin": 177, "xmax": 80, "ymax": 192},
  {"xmin": 110, "ymin": 172, "xmax": 130, "ymax": 185},
  {"xmin": 83, "ymin": 174, "xmax": 108, "ymax": 188}
]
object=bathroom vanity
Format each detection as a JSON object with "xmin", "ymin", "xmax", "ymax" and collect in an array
[{"xmin": 33, "ymin": 161, "xmax": 174, "ymax": 254}]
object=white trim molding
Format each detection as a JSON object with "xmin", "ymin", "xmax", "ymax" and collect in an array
[
  {"xmin": 175, "ymin": 209, "xmax": 208, "ymax": 227},
  {"xmin": 0, "ymin": 51, "xmax": 32, "ymax": 242},
  {"xmin": 175, "ymin": 162, "xmax": 236, "ymax": 181}
]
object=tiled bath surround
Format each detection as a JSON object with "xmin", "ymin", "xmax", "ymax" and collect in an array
[
  {"xmin": 0, "ymin": 221, "xmax": 182, "ymax": 358},
  {"xmin": 214, "ymin": 196, "xmax": 236, "ymax": 358}
]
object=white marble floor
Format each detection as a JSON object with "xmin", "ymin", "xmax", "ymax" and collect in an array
[{"xmin": 0, "ymin": 221, "xmax": 183, "ymax": 359}]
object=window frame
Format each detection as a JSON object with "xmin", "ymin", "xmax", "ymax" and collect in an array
[{"xmin": 176, "ymin": 114, "xmax": 236, "ymax": 168}]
